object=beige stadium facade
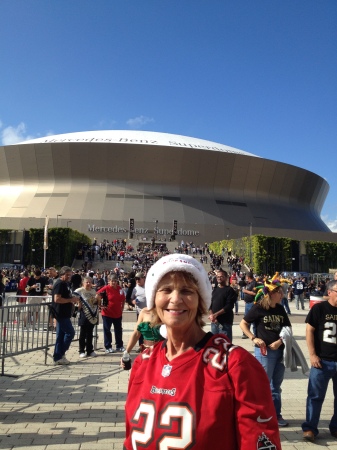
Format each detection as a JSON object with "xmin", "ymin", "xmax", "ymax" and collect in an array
[{"xmin": 0, "ymin": 130, "xmax": 335, "ymax": 245}]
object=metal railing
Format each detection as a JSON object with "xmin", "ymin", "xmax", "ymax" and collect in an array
[{"xmin": 0, "ymin": 296, "xmax": 85, "ymax": 377}]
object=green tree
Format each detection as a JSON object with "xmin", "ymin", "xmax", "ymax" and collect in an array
[{"xmin": 26, "ymin": 228, "xmax": 91, "ymax": 268}]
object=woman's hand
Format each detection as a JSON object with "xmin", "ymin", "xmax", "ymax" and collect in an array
[
  {"xmin": 269, "ymin": 339, "xmax": 283, "ymax": 350},
  {"xmin": 252, "ymin": 337, "xmax": 266, "ymax": 348}
]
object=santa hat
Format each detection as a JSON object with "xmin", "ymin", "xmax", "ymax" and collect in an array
[{"xmin": 145, "ymin": 254, "xmax": 212, "ymax": 309}]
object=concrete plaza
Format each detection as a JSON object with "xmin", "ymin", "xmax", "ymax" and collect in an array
[{"xmin": 1, "ymin": 304, "xmax": 337, "ymax": 449}]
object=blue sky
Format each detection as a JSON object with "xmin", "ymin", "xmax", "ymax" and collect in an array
[{"xmin": 1, "ymin": 0, "xmax": 336, "ymax": 231}]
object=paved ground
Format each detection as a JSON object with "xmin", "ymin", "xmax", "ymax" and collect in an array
[{"xmin": 1, "ymin": 301, "xmax": 337, "ymax": 449}]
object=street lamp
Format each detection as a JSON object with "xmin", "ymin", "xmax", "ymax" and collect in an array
[
  {"xmin": 67, "ymin": 221, "xmax": 72, "ymax": 228},
  {"xmin": 249, "ymin": 222, "xmax": 253, "ymax": 265},
  {"xmin": 57, "ymin": 214, "xmax": 62, "ymax": 226}
]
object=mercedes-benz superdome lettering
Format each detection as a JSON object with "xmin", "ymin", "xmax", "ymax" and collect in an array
[{"xmin": 0, "ymin": 129, "xmax": 332, "ymax": 244}]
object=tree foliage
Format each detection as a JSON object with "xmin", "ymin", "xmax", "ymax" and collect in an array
[
  {"xmin": 0, "ymin": 230, "xmax": 12, "ymax": 245},
  {"xmin": 305, "ymin": 240, "xmax": 337, "ymax": 273},
  {"xmin": 210, "ymin": 235, "xmax": 297, "ymax": 275},
  {"xmin": 27, "ymin": 228, "xmax": 91, "ymax": 268}
]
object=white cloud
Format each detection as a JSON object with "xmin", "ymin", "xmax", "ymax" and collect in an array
[
  {"xmin": 126, "ymin": 115, "xmax": 154, "ymax": 129},
  {"xmin": 321, "ymin": 214, "xmax": 337, "ymax": 232},
  {"xmin": 325, "ymin": 219, "xmax": 337, "ymax": 233},
  {"xmin": 1, "ymin": 122, "xmax": 36, "ymax": 145}
]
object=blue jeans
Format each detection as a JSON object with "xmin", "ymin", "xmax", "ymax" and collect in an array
[
  {"xmin": 245, "ymin": 301, "xmax": 254, "ymax": 315},
  {"xmin": 53, "ymin": 318, "xmax": 75, "ymax": 362},
  {"xmin": 302, "ymin": 360, "xmax": 337, "ymax": 436},
  {"xmin": 281, "ymin": 297, "xmax": 291, "ymax": 314},
  {"xmin": 102, "ymin": 315, "xmax": 123, "ymax": 349},
  {"xmin": 244, "ymin": 302, "xmax": 256, "ymax": 335},
  {"xmin": 254, "ymin": 347, "xmax": 285, "ymax": 417},
  {"xmin": 211, "ymin": 322, "xmax": 232, "ymax": 342},
  {"xmin": 295, "ymin": 293, "xmax": 304, "ymax": 310}
]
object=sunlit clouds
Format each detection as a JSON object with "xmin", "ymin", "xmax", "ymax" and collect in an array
[
  {"xmin": 0, "ymin": 121, "xmax": 33, "ymax": 145},
  {"xmin": 126, "ymin": 115, "xmax": 154, "ymax": 128}
]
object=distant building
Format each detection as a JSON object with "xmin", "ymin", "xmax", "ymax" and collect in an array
[{"xmin": 0, "ymin": 130, "xmax": 334, "ymax": 244}]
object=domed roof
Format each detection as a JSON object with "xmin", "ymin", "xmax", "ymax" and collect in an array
[{"xmin": 18, "ymin": 130, "xmax": 257, "ymax": 157}]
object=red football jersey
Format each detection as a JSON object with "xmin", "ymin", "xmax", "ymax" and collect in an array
[{"xmin": 124, "ymin": 332, "xmax": 281, "ymax": 449}]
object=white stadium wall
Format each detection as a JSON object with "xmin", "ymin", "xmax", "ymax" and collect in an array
[{"xmin": 0, "ymin": 130, "xmax": 334, "ymax": 244}]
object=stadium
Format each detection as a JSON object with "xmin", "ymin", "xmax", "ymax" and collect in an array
[{"xmin": 0, "ymin": 130, "xmax": 334, "ymax": 245}]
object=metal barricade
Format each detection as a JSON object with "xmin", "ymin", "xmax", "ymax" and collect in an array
[{"xmin": 0, "ymin": 295, "xmax": 85, "ymax": 377}]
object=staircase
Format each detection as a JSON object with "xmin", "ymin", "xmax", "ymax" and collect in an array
[{"xmin": 70, "ymin": 239, "xmax": 226, "ymax": 275}]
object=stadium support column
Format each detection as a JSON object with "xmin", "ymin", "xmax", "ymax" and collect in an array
[
  {"xmin": 129, "ymin": 218, "xmax": 134, "ymax": 239},
  {"xmin": 172, "ymin": 220, "xmax": 177, "ymax": 241}
]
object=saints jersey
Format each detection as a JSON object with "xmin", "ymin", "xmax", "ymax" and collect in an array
[
  {"xmin": 306, "ymin": 300, "xmax": 337, "ymax": 361},
  {"xmin": 244, "ymin": 303, "xmax": 291, "ymax": 347},
  {"xmin": 124, "ymin": 332, "xmax": 281, "ymax": 450}
]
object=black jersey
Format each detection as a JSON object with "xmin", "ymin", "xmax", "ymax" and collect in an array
[
  {"xmin": 244, "ymin": 303, "xmax": 291, "ymax": 347},
  {"xmin": 305, "ymin": 300, "xmax": 337, "ymax": 361}
]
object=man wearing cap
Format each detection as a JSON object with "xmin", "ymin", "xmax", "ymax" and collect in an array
[{"xmin": 131, "ymin": 272, "xmax": 147, "ymax": 351}]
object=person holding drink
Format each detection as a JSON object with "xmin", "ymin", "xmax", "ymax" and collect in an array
[{"xmin": 240, "ymin": 275, "xmax": 292, "ymax": 428}]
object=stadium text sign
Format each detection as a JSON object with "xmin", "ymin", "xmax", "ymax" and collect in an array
[{"xmin": 87, "ymin": 224, "xmax": 200, "ymax": 236}]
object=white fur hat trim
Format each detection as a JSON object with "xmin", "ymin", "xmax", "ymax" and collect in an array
[{"xmin": 145, "ymin": 254, "xmax": 212, "ymax": 310}]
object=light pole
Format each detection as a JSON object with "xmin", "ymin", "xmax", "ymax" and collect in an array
[
  {"xmin": 67, "ymin": 221, "xmax": 72, "ymax": 228},
  {"xmin": 249, "ymin": 222, "xmax": 253, "ymax": 266},
  {"xmin": 56, "ymin": 215, "xmax": 62, "ymax": 265}
]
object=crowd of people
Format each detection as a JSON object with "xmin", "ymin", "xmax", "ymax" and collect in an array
[{"xmin": 2, "ymin": 244, "xmax": 337, "ymax": 445}]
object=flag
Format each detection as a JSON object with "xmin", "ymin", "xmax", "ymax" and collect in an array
[{"xmin": 43, "ymin": 216, "xmax": 49, "ymax": 250}]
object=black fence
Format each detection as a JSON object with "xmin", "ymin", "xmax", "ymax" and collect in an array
[{"xmin": 0, "ymin": 297, "xmax": 85, "ymax": 377}]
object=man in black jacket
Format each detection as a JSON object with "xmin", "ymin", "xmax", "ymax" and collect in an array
[{"xmin": 208, "ymin": 269, "xmax": 237, "ymax": 342}]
